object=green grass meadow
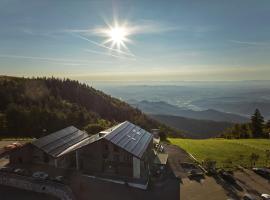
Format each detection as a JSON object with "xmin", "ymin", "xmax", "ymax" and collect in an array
[{"xmin": 168, "ymin": 138, "xmax": 270, "ymax": 168}]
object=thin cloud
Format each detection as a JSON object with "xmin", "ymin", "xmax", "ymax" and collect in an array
[
  {"xmin": 0, "ymin": 54, "xmax": 115, "ymax": 64},
  {"xmin": 229, "ymin": 40, "xmax": 270, "ymax": 46}
]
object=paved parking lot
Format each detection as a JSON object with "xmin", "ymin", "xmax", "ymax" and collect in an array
[
  {"xmin": 164, "ymin": 144, "xmax": 231, "ymax": 200},
  {"xmin": 180, "ymin": 176, "xmax": 230, "ymax": 200},
  {"xmin": 234, "ymin": 169, "xmax": 270, "ymax": 199},
  {"xmin": 179, "ymin": 169, "xmax": 270, "ymax": 200}
]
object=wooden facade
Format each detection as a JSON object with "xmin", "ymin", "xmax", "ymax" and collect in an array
[
  {"xmin": 9, "ymin": 144, "xmax": 77, "ymax": 169},
  {"xmin": 9, "ymin": 122, "xmax": 154, "ymax": 184}
]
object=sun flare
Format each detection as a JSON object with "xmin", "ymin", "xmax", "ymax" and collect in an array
[
  {"xmin": 96, "ymin": 21, "xmax": 133, "ymax": 53},
  {"xmin": 109, "ymin": 27, "xmax": 127, "ymax": 44}
]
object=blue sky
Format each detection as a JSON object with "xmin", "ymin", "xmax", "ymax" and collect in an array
[{"xmin": 0, "ymin": 0, "xmax": 270, "ymax": 81}]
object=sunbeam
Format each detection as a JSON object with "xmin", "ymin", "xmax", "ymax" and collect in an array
[{"xmin": 95, "ymin": 20, "xmax": 133, "ymax": 54}]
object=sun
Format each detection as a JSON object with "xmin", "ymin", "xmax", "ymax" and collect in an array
[
  {"xmin": 95, "ymin": 21, "xmax": 132, "ymax": 53},
  {"xmin": 103, "ymin": 25, "xmax": 131, "ymax": 51},
  {"xmin": 109, "ymin": 27, "xmax": 127, "ymax": 44}
]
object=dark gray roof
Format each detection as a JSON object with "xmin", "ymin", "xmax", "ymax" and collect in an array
[
  {"xmin": 103, "ymin": 121, "xmax": 153, "ymax": 159},
  {"xmin": 32, "ymin": 126, "xmax": 89, "ymax": 158}
]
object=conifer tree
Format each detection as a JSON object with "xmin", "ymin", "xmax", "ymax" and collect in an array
[{"xmin": 251, "ymin": 109, "xmax": 264, "ymax": 138}]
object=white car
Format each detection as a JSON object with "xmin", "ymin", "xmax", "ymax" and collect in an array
[{"xmin": 261, "ymin": 194, "xmax": 270, "ymax": 200}]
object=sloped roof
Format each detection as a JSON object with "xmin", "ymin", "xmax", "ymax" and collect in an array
[
  {"xmin": 32, "ymin": 126, "xmax": 89, "ymax": 158},
  {"xmin": 103, "ymin": 121, "xmax": 153, "ymax": 159}
]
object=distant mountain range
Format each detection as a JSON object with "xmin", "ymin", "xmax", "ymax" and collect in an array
[
  {"xmin": 150, "ymin": 114, "xmax": 233, "ymax": 139},
  {"xmin": 192, "ymin": 97, "xmax": 270, "ymax": 119},
  {"xmin": 98, "ymin": 83, "xmax": 270, "ymax": 121},
  {"xmin": 130, "ymin": 100, "xmax": 249, "ymax": 123}
]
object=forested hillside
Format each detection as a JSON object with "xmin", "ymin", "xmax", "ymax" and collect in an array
[
  {"xmin": 0, "ymin": 76, "xmax": 182, "ymax": 138},
  {"xmin": 151, "ymin": 114, "xmax": 233, "ymax": 139}
]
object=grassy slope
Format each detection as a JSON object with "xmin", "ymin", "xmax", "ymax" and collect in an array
[{"xmin": 169, "ymin": 138, "xmax": 270, "ymax": 168}]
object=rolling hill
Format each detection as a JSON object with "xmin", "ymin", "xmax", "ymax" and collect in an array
[
  {"xmin": 151, "ymin": 114, "xmax": 233, "ymax": 139},
  {"xmin": 192, "ymin": 97, "xmax": 270, "ymax": 119},
  {"xmin": 131, "ymin": 100, "xmax": 248, "ymax": 123}
]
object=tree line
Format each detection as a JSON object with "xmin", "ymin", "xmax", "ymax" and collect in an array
[{"xmin": 221, "ymin": 108, "xmax": 270, "ymax": 139}]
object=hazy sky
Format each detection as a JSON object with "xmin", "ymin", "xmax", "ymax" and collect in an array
[{"xmin": 0, "ymin": 0, "xmax": 270, "ymax": 81}]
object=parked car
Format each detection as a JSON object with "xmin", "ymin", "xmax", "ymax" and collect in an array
[
  {"xmin": 4, "ymin": 142, "xmax": 22, "ymax": 151},
  {"xmin": 32, "ymin": 171, "xmax": 48, "ymax": 180},
  {"xmin": 220, "ymin": 170, "xmax": 236, "ymax": 184},
  {"xmin": 13, "ymin": 168, "xmax": 29, "ymax": 176},
  {"xmin": 252, "ymin": 168, "xmax": 270, "ymax": 179},
  {"xmin": 52, "ymin": 175, "xmax": 64, "ymax": 183},
  {"xmin": 11, "ymin": 142, "xmax": 22, "ymax": 147},
  {"xmin": 243, "ymin": 193, "xmax": 255, "ymax": 200},
  {"xmin": 14, "ymin": 168, "xmax": 23, "ymax": 174},
  {"xmin": 261, "ymin": 194, "xmax": 270, "ymax": 200},
  {"xmin": 4, "ymin": 144, "xmax": 16, "ymax": 151}
]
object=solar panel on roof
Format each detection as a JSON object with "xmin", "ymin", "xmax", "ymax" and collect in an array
[
  {"xmin": 32, "ymin": 126, "xmax": 78, "ymax": 148},
  {"xmin": 32, "ymin": 122, "xmax": 153, "ymax": 159},
  {"xmin": 32, "ymin": 126, "xmax": 90, "ymax": 158},
  {"xmin": 104, "ymin": 121, "xmax": 153, "ymax": 159}
]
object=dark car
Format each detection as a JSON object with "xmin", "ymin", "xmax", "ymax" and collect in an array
[
  {"xmin": 220, "ymin": 171, "xmax": 236, "ymax": 184},
  {"xmin": 252, "ymin": 168, "xmax": 270, "ymax": 180}
]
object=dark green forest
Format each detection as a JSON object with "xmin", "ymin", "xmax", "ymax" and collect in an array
[{"xmin": 0, "ymin": 76, "xmax": 182, "ymax": 138}]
